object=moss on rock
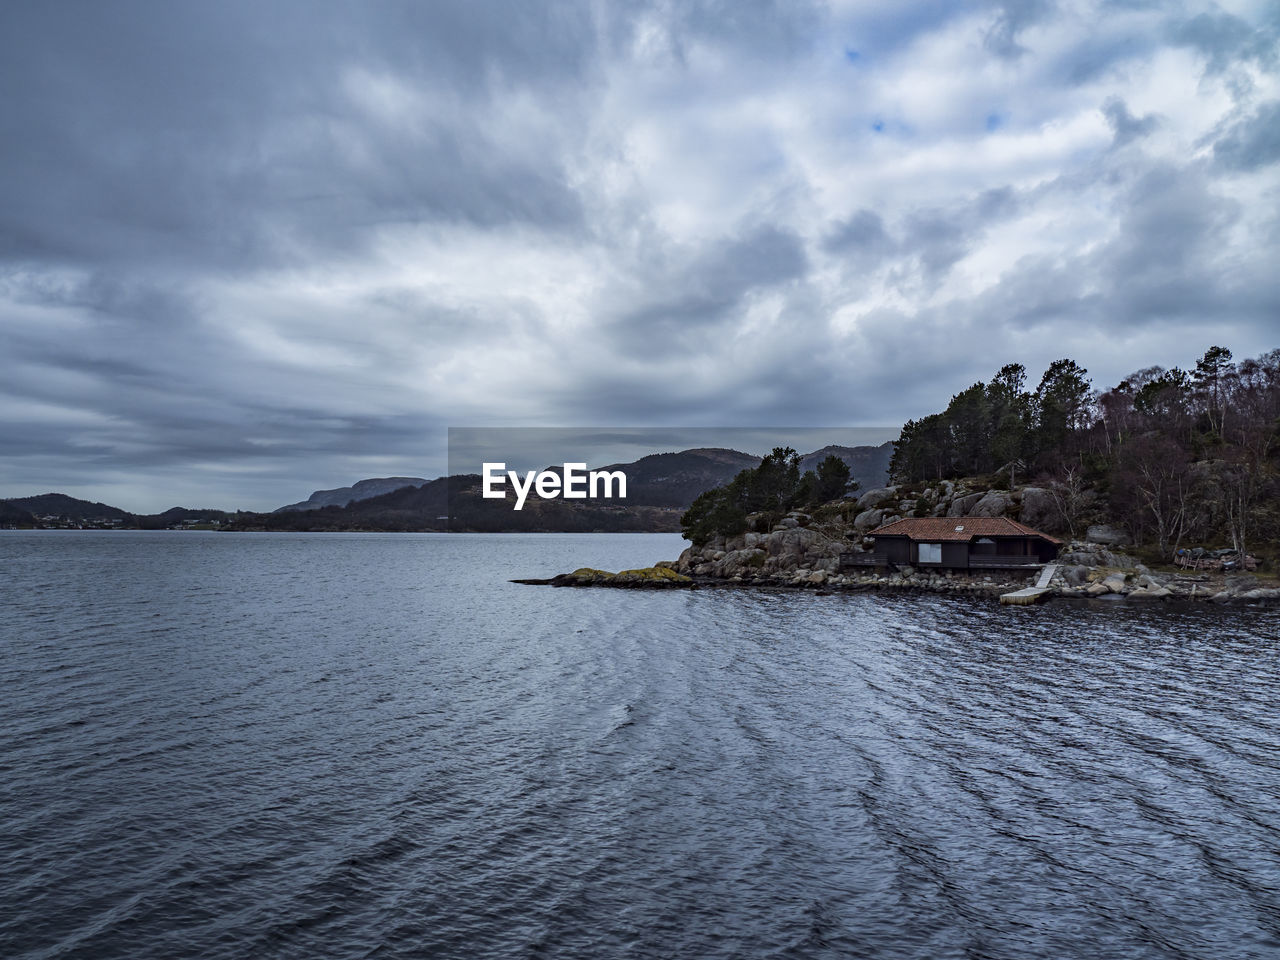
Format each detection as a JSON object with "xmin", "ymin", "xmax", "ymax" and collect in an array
[
  {"xmin": 614, "ymin": 566, "xmax": 691, "ymax": 582},
  {"xmin": 549, "ymin": 565, "xmax": 693, "ymax": 588}
]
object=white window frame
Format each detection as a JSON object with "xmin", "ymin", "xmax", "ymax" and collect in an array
[{"xmin": 918, "ymin": 542, "xmax": 942, "ymax": 564}]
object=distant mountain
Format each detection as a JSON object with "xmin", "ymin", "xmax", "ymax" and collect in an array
[
  {"xmin": 151, "ymin": 507, "xmax": 227, "ymax": 520},
  {"xmin": 543, "ymin": 444, "xmax": 892, "ymax": 508},
  {"xmin": 274, "ymin": 477, "xmax": 428, "ymax": 512},
  {"xmin": 228, "ymin": 444, "xmax": 893, "ymax": 532},
  {"xmin": 134, "ymin": 506, "xmax": 233, "ymax": 530},
  {"xmin": 231, "ymin": 477, "xmax": 452, "ymax": 531},
  {"xmin": 583, "ymin": 448, "xmax": 762, "ymax": 507},
  {"xmin": 5, "ymin": 442, "xmax": 895, "ymax": 533},
  {"xmin": 672, "ymin": 447, "xmax": 768, "ymax": 468},
  {"xmin": 1, "ymin": 493, "xmax": 133, "ymax": 521},
  {"xmin": 798, "ymin": 442, "xmax": 894, "ymax": 491}
]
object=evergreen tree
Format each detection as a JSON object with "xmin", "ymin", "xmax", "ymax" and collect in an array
[{"xmin": 812, "ymin": 454, "xmax": 854, "ymax": 503}]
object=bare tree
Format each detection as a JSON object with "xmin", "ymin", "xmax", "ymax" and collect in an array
[{"xmin": 1046, "ymin": 466, "xmax": 1088, "ymax": 540}]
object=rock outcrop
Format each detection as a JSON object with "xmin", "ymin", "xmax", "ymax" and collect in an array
[
  {"xmin": 1086, "ymin": 524, "xmax": 1129, "ymax": 546},
  {"xmin": 968, "ymin": 490, "xmax": 1014, "ymax": 518},
  {"xmin": 853, "ymin": 508, "xmax": 885, "ymax": 532},
  {"xmin": 536, "ymin": 566, "xmax": 694, "ymax": 588},
  {"xmin": 855, "ymin": 487, "xmax": 899, "ymax": 511},
  {"xmin": 1018, "ymin": 486, "xmax": 1056, "ymax": 529},
  {"xmin": 671, "ymin": 513, "xmax": 847, "ymax": 581},
  {"xmin": 947, "ymin": 492, "xmax": 985, "ymax": 517}
]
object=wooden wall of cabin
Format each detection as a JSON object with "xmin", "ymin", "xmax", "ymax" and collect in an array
[{"xmin": 878, "ymin": 538, "xmax": 911, "ymax": 564}]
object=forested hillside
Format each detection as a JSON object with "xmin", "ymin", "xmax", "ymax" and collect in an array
[{"xmin": 889, "ymin": 346, "xmax": 1280, "ymax": 556}]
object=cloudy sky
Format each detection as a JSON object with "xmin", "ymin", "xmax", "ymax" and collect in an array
[{"xmin": 2, "ymin": 1, "xmax": 1277, "ymax": 511}]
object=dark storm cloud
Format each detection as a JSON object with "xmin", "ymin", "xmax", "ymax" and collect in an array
[
  {"xmin": 1102, "ymin": 97, "xmax": 1159, "ymax": 147},
  {"xmin": 1057, "ymin": 32, "xmax": 1155, "ymax": 86},
  {"xmin": 826, "ymin": 188, "xmax": 1023, "ymax": 294},
  {"xmin": 824, "ymin": 187, "xmax": 1018, "ymax": 287},
  {"xmin": 824, "ymin": 211, "xmax": 894, "ymax": 267},
  {"xmin": 0, "ymin": 1, "xmax": 597, "ymax": 271},
  {"xmin": 1169, "ymin": 10, "xmax": 1279, "ymax": 75},
  {"xmin": 1, "ymin": 0, "xmax": 1278, "ymax": 510},
  {"xmin": 3, "ymin": 270, "xmax": 201, "ymax": 333},
  {"xmin": 901, "ymin": 213, "xmax": 971, "ymax": 288},
  {"xmin": 1213, "ymin": 100, "xmax": 1280, "ymax": 171},
  {"xmin": 701, "ymin": 226, "xmax": 809, "ymax": 293},
  {"xmin": 610, "ymin": 224, "xmax": 809, "ymax": 353},
  {"xmin": 673, "ymin": 0, "xmax": 825, "ymax": 58},
  {"xmin": 983, "ymin": 0, "xmax": 1055, "ymax": 59},
  {"xmin": 949, "ymin": 160, "xmax": 1261, "ymax": 336},
  {"xmin": 1103, "ymin": 165, "xmax": 1241, "ymax": 312}
]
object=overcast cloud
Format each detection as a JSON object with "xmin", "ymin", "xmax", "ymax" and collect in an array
[{"xmin": 2, "ymin": 0, "xmax": 1277, "ymax": 511}]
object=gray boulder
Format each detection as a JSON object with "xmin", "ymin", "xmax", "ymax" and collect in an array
[
  {"xmin": 1058, "ymin": 550, "xmax": 1094, "ymax": 566},
  {"xmin": 969, "ymin": 490, "xmax": 1014, "ymax": 518},
  {"xmin": 1086, "ymin": 524, "xmax": 1129, "ymax": 546},
  {"xmin": 855, "ymin": 486, "xmax": 899, "ymax": 510},
  {"xmin": 854, "ymin": 508, "xmax": 885, "ymax": 531},
  {"xmin": 1240, "ymin": 588, "xmax": 1280, "ymax": 600},
  {"xmin": 947, "ymin": 492, "xmax": 985, "ymax": 517},
  {"xmin": 1101, "ymin": 573, "xmax": 1128, "ymax": 593},
  {"xmin": 1019, "ymin": 487, "xmax": 1058, "ymax": 530},
  {"xmin": 1097, "ymin": 549, "xmax": 1135, "ymax": 569},
  {"xmin": 1058, "ymin": 564, "xmax": 1090, "ymax": 585},
  {"xmin": 1127, "ymin": 586, "xmax": 1172, "ymax": 600},
  {"xmin": 716, "ymin": 547, "xmax": 762, "ymax": 578},
  {"xmin": 764, "ymin": 527, "xmax": 828, "ymax": 560}
]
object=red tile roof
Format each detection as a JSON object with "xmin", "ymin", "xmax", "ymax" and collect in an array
[{"xmin": 868, "ymin": 516, "xmax": 1063, "ymax": 544}]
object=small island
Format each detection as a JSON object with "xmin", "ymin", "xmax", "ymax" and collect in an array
[
  {"xmin": 526, "ymin": 347, "xmax": 1280, "ymax": 605},
  {"xmin": 523, "ymin": 494, "xmax": 1279, "ymax": 604}
]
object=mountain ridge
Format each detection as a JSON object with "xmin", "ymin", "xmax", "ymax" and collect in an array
[
  {"xmin": 2, "ymin": 442, "xmax": 894, "ymax": 531},
  {"xmin": 274, "ymin": 476, "xmax": 428, "ymax": 512}
]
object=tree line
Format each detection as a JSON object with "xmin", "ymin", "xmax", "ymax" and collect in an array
[
  {"xmin": 681, "ymin": 450, "xmax": 854, "ymax": 544},
  {"xmin": 889, "ymin": 346, "xmax": 1280, "ymax": 557}
]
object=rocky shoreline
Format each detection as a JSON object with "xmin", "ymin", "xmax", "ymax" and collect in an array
[
  {"xmin": 517, "ymin": 558, "xmax": 1280, "ymax": 603},
  {"xmin": 517, "ymin": 480, "xmax": 1279, "ymax": 603},
  {"xmin": 647, "ymin": 526, "xmax": 1278, "ymax": 603}
]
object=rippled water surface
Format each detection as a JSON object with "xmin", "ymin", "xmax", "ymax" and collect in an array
[{"xmin": 3, "ymin": 531, "xmax": 1280, "ymax": 959}]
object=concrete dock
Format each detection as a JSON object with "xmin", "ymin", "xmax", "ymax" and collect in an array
[{"xmin": 1000, "ymin": 564, "xmax": 1057, "ymax": 606}]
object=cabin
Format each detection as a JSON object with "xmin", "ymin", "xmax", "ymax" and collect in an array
[{"xmin": 845, "ymin": 517, "xmax": 1062, "ymax": 571}]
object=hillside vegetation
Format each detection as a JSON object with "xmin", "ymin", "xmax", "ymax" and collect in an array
[
  {"xmin": 889, "ymin": 346, "xmax": 1279, "ymax": 559},
  {"xmin": 683, "ymin": 346, "xmax": 1280, "ymax": 564}
]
